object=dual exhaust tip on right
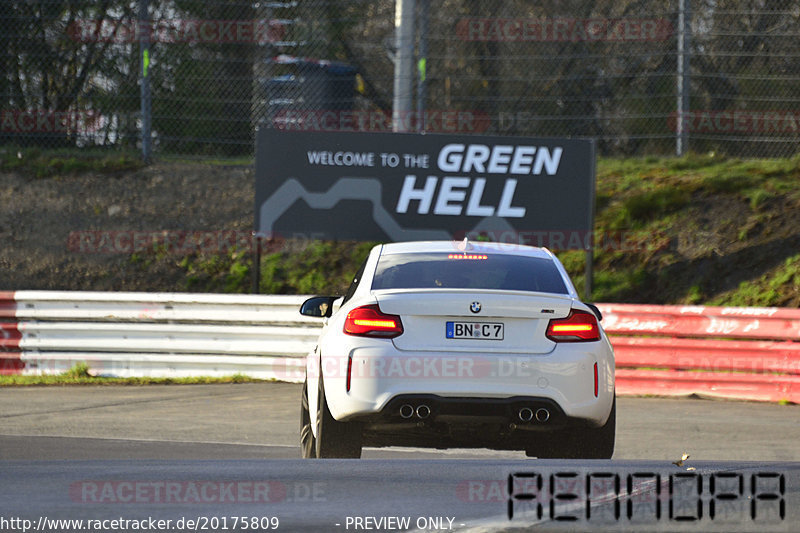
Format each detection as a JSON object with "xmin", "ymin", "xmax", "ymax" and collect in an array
[{"xmin": 518, "ymin": 407, "xmax": 550, "ymax": 423}]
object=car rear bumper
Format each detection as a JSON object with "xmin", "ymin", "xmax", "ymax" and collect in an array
[
  {"xmin": 363, "ymin": 393, "xmax": 568, "ymax": 426},
  {"xmin": 321, "ymin": 340, "xmax": 615, "ymax": 426}
]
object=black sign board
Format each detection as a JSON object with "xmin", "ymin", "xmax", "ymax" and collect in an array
[{"xmin": 255, "ymin": 130, "xmax": 595, "ymax": 249}]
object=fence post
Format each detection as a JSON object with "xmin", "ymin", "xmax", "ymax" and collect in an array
[
  {"xmin": 139, "ymin": 0, "xmax": 152, "ymax": 163},
  {"xmin": 416, "ymin": 0, "xmax": 428, "ymax": 132},
  {"xmin": 676, "ymin": 0, "xmax": 691, "ymax": 156},
  {"xmin": 393, "ymin": 0, "xmax": 415, "ymax": 132},
  {"xmin": 251, "ymin": 232, "xmax": 262, "ymax": 294}
]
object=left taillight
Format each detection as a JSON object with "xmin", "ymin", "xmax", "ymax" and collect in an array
[
  {"xmin": 546, "ymin": 310, "xmax": 600, "ymax": 342},
  {"xmin": 343, "ymin": 304, "xmax": 404, "ymax": 338}
]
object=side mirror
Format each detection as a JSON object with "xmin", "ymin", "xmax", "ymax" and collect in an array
[
  {"xmin": 584, "ymin": 303, "xmax": 603, "ymax": 322},
  {"xmin": 300, "ymin": 296, "xmax": 339, "ymax": 318}
]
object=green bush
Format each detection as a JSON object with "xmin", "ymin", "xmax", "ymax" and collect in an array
[{"xmin": 64, "ymin": 362, "xmax": 92, "ymax": 379}]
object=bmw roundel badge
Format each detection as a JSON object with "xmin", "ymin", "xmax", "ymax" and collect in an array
[{"xmin": 470, "ymin": 301, "xmax": 481, "ymax": 314}]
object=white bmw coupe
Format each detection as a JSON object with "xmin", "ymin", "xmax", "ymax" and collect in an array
[{"xmin": 300, "ymin": 240, "xmax": 615, "ymax": 459}]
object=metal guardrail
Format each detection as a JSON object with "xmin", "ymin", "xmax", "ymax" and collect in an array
[
  {"xmin": 1, "ymin": 292, "xmax": 798, "ymax": 403},
  {"xmin": 1, "ymin": 291, "xmax": 318, "ymax": 380},
  {"xmin": 6, "ymin": 290, "xmax": 321, "ymax": 324}
]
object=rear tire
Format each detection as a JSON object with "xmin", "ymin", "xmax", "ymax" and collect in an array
[
  {"xmin": 582, "ymin": 396, "xmax": 616, "ymax": 459},
  {"xmin": 525, "ymin": 431, "xmax": 580, "ymax": 459},
  {"xmin": 315, "ymin": 376, "xmax": 363, "ymax": 458},
  {"xmin": 300, "ymin": 378, "xmax": 316, "ymax": 458},
  {"xmin": 525, "ymin": 397, "xmax": 615, "ymax": 459}
]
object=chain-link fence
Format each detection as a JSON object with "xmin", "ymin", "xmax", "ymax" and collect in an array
[{"xmin": 2, "ymin": 1, "xmax": 799, "ymax": 158}]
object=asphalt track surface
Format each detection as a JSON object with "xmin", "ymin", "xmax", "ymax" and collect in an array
[
  {"xmin": 1, "ymin": 383, "xmax": 799, "ymax": 461},
  {"xmin": 1, "ymin": 383, "xmax": 799, "ymax": 532}
]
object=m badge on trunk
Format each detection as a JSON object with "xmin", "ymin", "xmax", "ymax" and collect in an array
[{"xmin": 470, "ymin": 302, "xmax": 481, "ymax": 314}]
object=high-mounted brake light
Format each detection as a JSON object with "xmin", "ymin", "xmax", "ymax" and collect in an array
[
  {"xmin": 546, "ymin": 310, "xmax": 600, "ymax": 342},
  {"xmin": 344, "ymin": 305, "xmax": 404, "ymax": 338},
  {"xmin": 447, "ymin": 254, "xmax": 488, "ymax": 260}
]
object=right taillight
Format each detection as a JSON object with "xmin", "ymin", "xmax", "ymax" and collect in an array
[
  {"xmin": 343, "ymin": 304, "xmax": 404, "ymax": 338},
  {"xmin": 546, "ymin": 310, "xmax": 600, "ymax": 342}
]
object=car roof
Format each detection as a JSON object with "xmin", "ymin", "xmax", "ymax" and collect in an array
[{"xmin": 379, "ymin": 240, "xmax": 556, "ymax": 259}]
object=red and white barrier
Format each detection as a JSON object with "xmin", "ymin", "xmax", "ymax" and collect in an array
[
  {"xmin": 599, "ymin": 303, "xmax": 800, "ymax": 340},
  {"xmin": 599, "ymin": 304, "xmax": 800, "ymax": 403},
  {"xmin": 1, "ymin": 292, "xmax": 798, "ymax": 403},
  {"xmin": 0, "ymin": 292, "xmax": 23, "ymax": 375}
]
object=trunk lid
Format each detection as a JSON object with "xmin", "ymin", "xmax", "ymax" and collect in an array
[{"xmin": 373, "ymin": 289, "xmax": 573, "ymax": 354}]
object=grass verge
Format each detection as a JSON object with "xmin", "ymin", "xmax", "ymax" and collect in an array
[
  {"xmin": 1, "ymin": 146, "xmax": 143, "ymax": 177},
  {"xmin": 0, "ymin": 363, "xmax": 268, "ymax": 386}
]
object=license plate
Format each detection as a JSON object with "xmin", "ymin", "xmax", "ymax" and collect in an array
[{"xmin": 446, "ymin": 321, "xmax": 504, "ymax": 340}]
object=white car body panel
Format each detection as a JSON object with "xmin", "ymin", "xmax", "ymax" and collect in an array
[{"xmin": 306, "ymin": 241, "xmax": 615, "ymax": 440}]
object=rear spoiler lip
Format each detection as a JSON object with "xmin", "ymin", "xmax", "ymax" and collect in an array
[{"xmin": 371, "ymin": 288, "xmax": 575, "ymax": 300}]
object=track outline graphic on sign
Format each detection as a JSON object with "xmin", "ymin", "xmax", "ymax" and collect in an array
[
  {"xmin": 258, "ymin": 177, "xmax": 520, "ymax": 241},
  {"xmin": 259, "ymin": 177, "xmax": 448, "ymax": 240}
]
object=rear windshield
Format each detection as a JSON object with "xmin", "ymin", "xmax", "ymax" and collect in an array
[{"xmin": 371, "ymin": 252, "xmax": 569, "ymax": 294}]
